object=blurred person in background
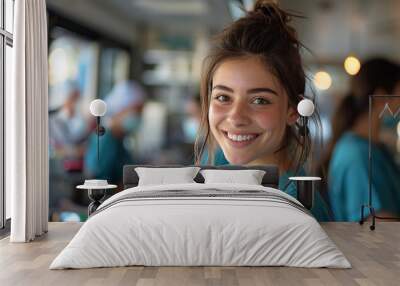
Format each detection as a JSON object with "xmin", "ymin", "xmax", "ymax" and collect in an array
[
  {"xmin": 179, "ymin": 94, "xmax": 202, "ymax": 164},
  {"xmin": 49, "ymin": 80, "xmax": 91, "ymax": 220},
  {"xmin": 321, "ymin": 58, "xmax": 400, "ymax": 221},
  {"xmin": 49, "ymin": 80, "xmax": 90, "ymax": 170},
  {"xmin": 181, "ymin": 94, "xmax": 228, "ymax": 165},
  {"xmin": 183, "ymin": 94, "xmax": 201, "ymax": 144},
  {"xmin": 184, "ymin": 93, "xmax": 229, "ymax": 166},
  {"xmin": 84, "ymin": 80, "xmax": 146, "ymax": 185}
]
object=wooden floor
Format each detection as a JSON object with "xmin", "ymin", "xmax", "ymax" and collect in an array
[{"xmin": 0, "ymin": 222, "xmax": 399, "ymax": 286}]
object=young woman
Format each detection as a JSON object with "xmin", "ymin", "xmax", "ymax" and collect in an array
[
  {"xmin": 195, "ymin": 0, "xmax": 330, "ymax": 221},
  {"xmin": 322, "ymin": 58, "xmax": 400, "ymax": 221}
]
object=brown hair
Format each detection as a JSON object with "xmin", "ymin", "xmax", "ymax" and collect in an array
[
  {"xmin": 319, "ymin": 58, "xmax": 400, "ymax": 181},
  {"xmin": 195, "ymin": 0, "xmax": 320, "ymax": 174}
]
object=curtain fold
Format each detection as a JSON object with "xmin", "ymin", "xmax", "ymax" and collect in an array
[{"xmin": 9, "ymin": 0, "xmax": 49, "ymax": 242}]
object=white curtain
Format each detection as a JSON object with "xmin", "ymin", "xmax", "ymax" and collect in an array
[{"xmin": 8, "ymin": 0, "xmax": 49, "ymax": 242}]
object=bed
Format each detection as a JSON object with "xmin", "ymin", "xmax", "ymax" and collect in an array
[{"xmin": 50, "ymin": 165, "xmax": 350, "ymax": 269}]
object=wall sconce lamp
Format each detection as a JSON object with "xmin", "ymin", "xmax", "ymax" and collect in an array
[{"xmin": 89, "ymin": 99, "xmax": 107, "ymax": 164}]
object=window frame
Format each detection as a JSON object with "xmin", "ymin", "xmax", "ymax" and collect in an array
[{"xmin": 0, "ymin": 0, "xmax": 14, "ymax": 233}]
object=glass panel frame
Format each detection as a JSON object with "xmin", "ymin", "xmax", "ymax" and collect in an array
[
  {"xmin": 0, "ymin": 0, "xmax": 3, "ymax": 30},
  {"xmin": 0, "ymin": 36, "xmax": 4, "ymax": 228},
  {"xmin": 0, "ymin": 0, "xmax": 13, "ymax": 229},
  {"xmin": 5, "ymin": 0, "xmax": 13, "ymax": 34},
  {"xmin": 5, "ymin": 42, "xmax": 11, "ymax": 220},
  {"xmin": 360, "ymin": 95, "xmax": 400, "ymax": 229}
]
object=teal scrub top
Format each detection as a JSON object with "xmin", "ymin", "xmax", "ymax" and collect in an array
[
  {"xmin": 328, "ymin": 131, "xmax": 400, "ymax": 221},
  {"xmin": 200, "ymin": 148, "xmax": 229, "ymax": 165},
  {"xmin": 201, "ymin": 149, "xmax": 331, "ymax": 221},
  {"xmin": 84, "ymin": 132, "xmax": 132, "ymax": 183}
]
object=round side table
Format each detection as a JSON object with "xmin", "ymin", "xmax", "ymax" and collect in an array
[
  {"xmin": 288, "ymin": 176, "xmax": 321, "ymax": 210},
  {"xmin": 76, "ymin": 184, "xmax": 117, "ymax": 216}
]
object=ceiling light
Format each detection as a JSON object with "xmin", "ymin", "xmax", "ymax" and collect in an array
[
  {"xmin": 133, "ymin": 0, "xmax": 207, "ymax": 15},
  {"xmin": 313, "ymin": 71, "xmax": 332, "ymax": 91},
  {"xmin": 344, "ymin": 56, "xmax": 361, "ymax": 75}
]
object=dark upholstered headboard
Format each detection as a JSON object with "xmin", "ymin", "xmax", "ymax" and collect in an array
[{"xmin": 123, "ymin": 165, "xmax": 279, "ymax": 189}]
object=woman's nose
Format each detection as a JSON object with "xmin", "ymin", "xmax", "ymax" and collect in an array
[{"xmin": 227, "ymin": 101, "xmax": 251, "ymax": 127}]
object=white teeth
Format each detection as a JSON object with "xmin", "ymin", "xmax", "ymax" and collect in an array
[{"xmin": 227, "ymin": 133, "xmax": 256, "ymax": 142}]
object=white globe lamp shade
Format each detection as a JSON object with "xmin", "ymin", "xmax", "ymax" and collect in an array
[
  {"xmin": 297, "ymin": 99, "xmax": 314, "ymax": 117},
  {"xmin": 90, "ymin": 99, "xmax": 107, "ymax": 117}
]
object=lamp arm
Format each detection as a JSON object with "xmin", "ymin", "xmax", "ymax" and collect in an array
[{"xmin": 97, "ymin": 117, "xmax": 100, "ymax": 165}]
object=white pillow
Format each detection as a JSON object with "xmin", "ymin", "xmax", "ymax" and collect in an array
[
  {"xmin": 200, "ymin": 169, "xmax": 266, "ymax": 185},
  {"xmin": 135, "ymin": 167, "xmax": 201, "ymax": 186}
]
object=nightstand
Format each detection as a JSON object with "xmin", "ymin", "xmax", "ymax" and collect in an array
[
  {"xmin": 288, "ymin": 176, "xmax": 321, "ymax": 210},
  {"xmin": 77, "ymin": 181, "xmax": 117, "ymax": 216}
]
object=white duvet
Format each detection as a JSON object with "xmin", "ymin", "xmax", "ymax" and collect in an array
[{"xmin": 50, "ymin": 183, "xmax": 351, "ymax": 269}]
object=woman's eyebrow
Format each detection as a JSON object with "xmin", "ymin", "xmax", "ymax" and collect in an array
[
  {"xmin": 247, "ymin": 87, "xmax": 278, "ymax": 96},
  {"xmin": 212, "ymin": 85, "xmax": 278, "ymax": 96},
  {"xmin": 212, "ymin": 85, "xmax": 234, "ymax": 92}
]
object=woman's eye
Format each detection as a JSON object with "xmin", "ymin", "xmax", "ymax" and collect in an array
[
  {"xmin": 214, "ymin": 95, "xmax": 230, "ymax": 102},
  {"xmin": 252, "ymin": 97, "xmax": 270, "ymax": 105}
]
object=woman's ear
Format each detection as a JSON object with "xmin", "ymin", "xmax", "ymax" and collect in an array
[{"xmin": 286, "ymin": 106, "xmax": 299, "ymax": 126}]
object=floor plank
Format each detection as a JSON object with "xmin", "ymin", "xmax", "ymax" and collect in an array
[{"xmin": 0, "ymin": 222, "xmax": 399, "ymax": 286}]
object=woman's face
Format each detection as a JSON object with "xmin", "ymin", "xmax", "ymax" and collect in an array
[{"xmin": 208, "ymin": 56, "xmax": 298, "ymax": 165}]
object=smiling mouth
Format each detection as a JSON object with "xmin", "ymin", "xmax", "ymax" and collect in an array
[{"xmin": 222, "ymin": 131, "xmax": 260, "ymax": 147}]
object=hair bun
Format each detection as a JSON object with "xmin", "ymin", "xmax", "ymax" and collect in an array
[
  {"xmin": 249, "ymin": 0, "xmax": 302, "ymax": 47},
  {"xmin": 252, "ymin": 0, "xmax": 291, "ymax": 25}
]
